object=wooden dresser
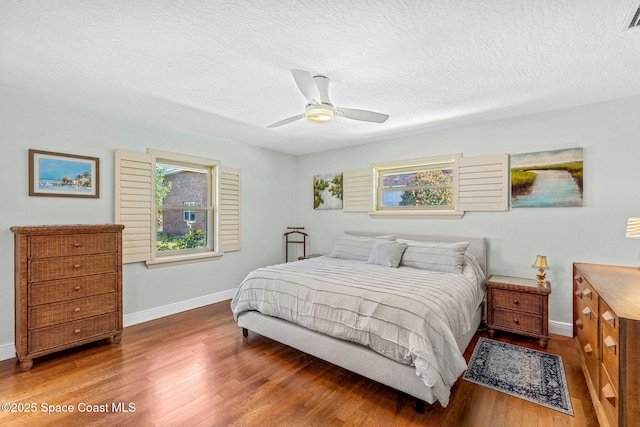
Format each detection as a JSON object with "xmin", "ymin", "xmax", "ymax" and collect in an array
[
  {"xmin": 11, "ymin": 224, "xmax": 124, "ymax": 371},
  {"xmin": 573, "ymin": 263, "xmax": 640, "ymax": 427}
]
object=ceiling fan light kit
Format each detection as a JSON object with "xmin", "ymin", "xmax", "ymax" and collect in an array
[
  {"xmin": 305, "ymin": 104, "xmax": 334, "ymax": 123},
  {"xmin": 268, "ymin": 69, "xmax": 389, "ymax": 128}
]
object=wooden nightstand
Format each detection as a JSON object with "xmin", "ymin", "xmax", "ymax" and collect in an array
[{"xmin": 485, "ymin": 275, "xmax": 551, "ymax": 348}]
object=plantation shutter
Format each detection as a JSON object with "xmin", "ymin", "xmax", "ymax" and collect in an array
[
  {"xmin": 457, "ymin": 153, "xmax": 509, "ymax": 211},
  {"xmin": 219, "ymin": 166, "xmax": 241, "ymax": 252},
  {"xmin": 115, "ymin": 150, "xmax": 153, "ymax": 263},
  {"xmin": 343, "ymin": 169, "xmax": 373, "ymax": 212}
]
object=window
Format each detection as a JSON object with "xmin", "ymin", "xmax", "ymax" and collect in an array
[
  {"xmin": 183, "ymin": 202, "xmax": 196, "ymax": 222},
  {"xmin": 115, "ymin": 149, "xmax": 241, "ymax": 267},
  {"xmin": 155, "ymin": 159, "xmax": 212, "ymax": 255},
  {"xmin": 343, "ymin": 153, "xmax": 509, "ymax": 217},
  {"xmin": 372, "ymin": 154, "xmax": 462, "ymax": 217},
  {"xmin": 378, "ymin": 163, "xmax": 454, "ymax": 209}
]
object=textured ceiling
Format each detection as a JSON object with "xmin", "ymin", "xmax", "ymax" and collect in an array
[{"xmin": 2, "ymin": 0, "xmax": 640, "ymax": 155}]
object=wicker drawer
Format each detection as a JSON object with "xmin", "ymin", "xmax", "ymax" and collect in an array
[
  {"xmin": 28, "ymin": 313, "xmax": 118, "ymax": 354},
  {"xmin": 492, "ymin": 289, "xmax": 542, "ymax": 314},
  {"xmin": 29, "ymin": 233, "xmax": 117, "ymax": 258},
  {"xmin": 28, "ymin": 273, "xmax": 117, "ymax": 305},
  {"xmin": 29, "ymin": 293, "xmax": 117, "ymax": 329},
  {"xmin": 28, "ymin": 254, "xmax": 117, "ymax": 282},
  {"xmin": 491, "ymin": 307, "xmax": 544, "ymax": 334}
]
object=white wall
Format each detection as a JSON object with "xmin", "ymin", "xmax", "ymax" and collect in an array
[
  {"xmin": 0, "ymin": 85, "xmax": 297, "ymax": 355},
  {"xmin": 295, "ymin": 95, "xmax": 640, "ymax": 332}
]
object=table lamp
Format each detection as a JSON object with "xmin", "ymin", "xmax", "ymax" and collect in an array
[{"xmin": 532, "ymin": 255, "xmax": 549, "ymax": 287}]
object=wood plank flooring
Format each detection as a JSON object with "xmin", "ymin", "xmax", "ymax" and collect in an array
[{"xmin": 0, "ymin": 301, "xmax": 598, "ymax": 426}]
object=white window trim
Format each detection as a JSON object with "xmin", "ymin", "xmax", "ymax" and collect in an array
[
  {"xmin": 371, "ymin": 153, "xmax": 464, "ymax": 219},
  {"xmin": 148, "ymin": 149, "xmax": 220, "ymax": 267}
]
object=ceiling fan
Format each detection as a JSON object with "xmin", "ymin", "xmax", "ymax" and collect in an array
[{"xmin": 267, "ymin": 69, "xmax": 389, "ymax": 128}]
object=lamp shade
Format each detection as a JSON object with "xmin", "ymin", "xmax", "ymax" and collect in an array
[
  {"xmin": 626, "ymin": 218, "xmax": 640, "ymax": 238},
  {"xmin": 532, "ymin": 255, "xmax": 549, "ymax": 270}
]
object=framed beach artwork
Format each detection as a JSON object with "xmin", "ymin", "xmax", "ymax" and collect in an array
[
  {"xmin": 313, "ymin": 172, "xmax": 343, "ymax": 210},
  {"xmin": 511, "ymin": 147, "xmax": 583, "ymax": 208},
  {"xmin": 29, "ymin": 149, "xmax": 100, "ymax": 198}
]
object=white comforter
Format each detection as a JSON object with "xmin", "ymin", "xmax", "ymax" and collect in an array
[{"xmin": 230, "ymin": 255, "xmax": 485, "ymax": 406}]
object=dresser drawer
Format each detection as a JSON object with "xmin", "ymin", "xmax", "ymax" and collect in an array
[
  {"xmin": 28, "ymin": 254, "xmax": 117, "ymax": 282},
  {"xmin": 28, "ymin": 273, "xmax": 117, "ymax": 305},
  {"xmin": 29, "ymin": 293, "xmax": 117, "ymax": 329},
  {"xmin": 491, "ymin": 289, "xmax": 542, "ymax": 314},
  {"xmin": 600, "ymin": 363, "xmax": 619, "ymax": 427},
  {"xmin": 574, "ymin": 272, "xmax": 598, "ymax": 312},
  {"xmin": 491, "ymin": 307, "xmax": 544, "ymax": 334},
  {"xmin": 575, "ymin": 293, "xmax": 598, "ymax": 346},
  {"xmin": 29, "ymin": 313, "xmax": 118, "ymax": 354},
  {"xmin": 28, "ymin": 233, "xmax": 117, "ymax": 258},
  {"xmin": 576, "ymin": 320, "xmax": 600, "ymax": 394}
]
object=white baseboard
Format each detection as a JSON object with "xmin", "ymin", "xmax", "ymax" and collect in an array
[
  {"xmin": 0, "ymin": 288, "xmax": 238, "ymax": 362},
  {"xmin": 549, "ymin": 320, "xmax": 573, "ymax": 337},
  {"xmin": 122, "ymin": 288, "xmax": 237, "ymax": 327}
]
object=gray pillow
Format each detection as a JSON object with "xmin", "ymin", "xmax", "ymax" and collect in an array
[
  {"xmin": 399, "ymin": 240, "xmax": 469, "ymax": 274},
  {"xmin": 329, "ymin": 234, "xmax": 396, "ymax": 261},
  {"xmin": 367, "ymin": 241, "xmax": 408, "ymax": 268}
]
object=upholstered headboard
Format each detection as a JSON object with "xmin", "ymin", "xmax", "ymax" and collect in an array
[{"xmin": 345, "ymin": 230, "xmax": 487, "ymax": 275}]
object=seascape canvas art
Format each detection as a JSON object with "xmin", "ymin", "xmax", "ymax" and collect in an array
[
  {"xmin": 313, "ymin": 172, "xmax": 343, "ymax": 210},
  {"xmin": 511, "ymin": 147, "xmax": 583, "ymax": 208}
]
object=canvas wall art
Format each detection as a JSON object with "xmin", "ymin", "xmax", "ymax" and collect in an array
[
  {"xmin": 313, "ymin": 172, "xmax": 343, "ymax": 210},
  {"xmin": 511, "ymin": 147, "xmax": 583, "ymax": 208},
  {"xmin": 29, "ymin": 149, "xmax": 100, "ymax": 198}
]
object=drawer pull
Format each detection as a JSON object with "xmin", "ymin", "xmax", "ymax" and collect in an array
[
  {"xmin": 574, "ymin": 274, "xmax": 583, "ymax": 283},
  {"xmin": 74, "ymin": 264, "xmax": 81, "ymax": 269},
  {"xmin": 575, "ymin": 319, "xmax": 583, "ymax": 329},
  {"xmin": 582, "ymin": 307, "xmax": 592, "ymax": 319},
  {"xmin": 513, "ymin": 318, "xmax": 519, "ymax": 324},
  {"xmin": 575, "ymin": 289, "xmax": 583, "ymax": 299},
  {"xmin": 583, "ymin": 288, "xmax": 592, "ymax": 300},
  {"xmin": 74, "ymin": 329, "xmax": 81, "ymax": 334},
  {"xmin": 74, "ymin": 307, "xmax": 81, "ymax": 313},
  {"xmin": 602, "ymin": 311, "xmax": 616, "ymax": 328},
  {"xmin": 583, "ymin": 343, "xmax": 593, "ymax": 355},
  {"xmin": 513, "ymin": 299, "xmax": 519, "ymax": 305},
  {"xmin": 604, "ymin": 335, "xmax": 617, "ymax": 354},
  {"xmin": 74, "ymin": 243, "xmax": 81, "ymax": 247},
  {"xmin": 602, "ymin": 383, "xmax": 616, "ymax": 405},
  {"xmin": 74, "ymin": 286, "xmax": 81, "ymax": 291}
]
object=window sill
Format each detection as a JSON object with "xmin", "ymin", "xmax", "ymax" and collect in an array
[
  {"xmin": 145, "ymin": 251, "xmax": 223, "ymax": 269},
  {"xmin": 369, "ymin": 210, "xmax": 464, "ymax": 219}
]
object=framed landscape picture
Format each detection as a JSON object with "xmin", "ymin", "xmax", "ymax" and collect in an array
[{"xmin": 29, "ymin": 149, "xmax": 100, "ymax": 198}]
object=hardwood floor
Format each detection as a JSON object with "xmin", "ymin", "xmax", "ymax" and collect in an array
[{"xmin": 0, "ymin": 301, "xmax": 598, "ymax": 426}]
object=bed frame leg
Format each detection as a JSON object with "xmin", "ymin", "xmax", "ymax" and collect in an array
[
  {"xmin": 242, "ymin": 327, "xmax": 248, "ymax": 338},
  {"xmin": 414, "ymin": 399, "xmax": 425, "ymax": 414}
]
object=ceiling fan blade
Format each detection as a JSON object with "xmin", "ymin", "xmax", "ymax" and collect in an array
[
  {"xmin": 291, "ymin": 69, "xmax": 321, "ymax": 103},
  {"xmin": 337, "ymin": 107, "xmax": 389, "ymax": 123},
  {"xmin": 267, "ymin": 113, "xmax": 305, "ymax": 128}
]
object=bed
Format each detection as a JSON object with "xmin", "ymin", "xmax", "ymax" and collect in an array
[{"xmin": 230, "ymin": 231, "xmax": 487, "ymax": 411}]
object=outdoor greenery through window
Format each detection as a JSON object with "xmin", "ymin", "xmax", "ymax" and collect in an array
[
  {"xmin": 155, "ymin": 161, "xmax": 212, "ymax": 253},
  {"xmin": 377, "ymin": 161, "xmax": 455, "ymax": 210}
]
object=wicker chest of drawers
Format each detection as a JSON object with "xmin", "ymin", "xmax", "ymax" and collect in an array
[
  {"xmin": 485, "ymin": 275, "xmax": 551, "ymax": 348},
  {"xmin": 573, "ymin": 263, "xmax": 640, "ymax": 427},
  {"xmin": 11, "ymin": 224, "xmax": 124, "ymax": 371}
]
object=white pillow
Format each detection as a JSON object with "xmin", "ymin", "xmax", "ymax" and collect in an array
[
  {"xmin": 329, "ymin": 234, "xmax": 396, "ymax": 261},
  {"xmin": 367, "ymin": 240, "xmax": 408, "ymax": 268},
  {"xmin": 399, "ymin": 240, "xmax": 469, "ymax": 274}
]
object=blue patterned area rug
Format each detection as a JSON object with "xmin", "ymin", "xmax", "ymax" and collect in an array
[{"xmin": 463, "ymin": 337, "xmax": 573, "ymax": 415}]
